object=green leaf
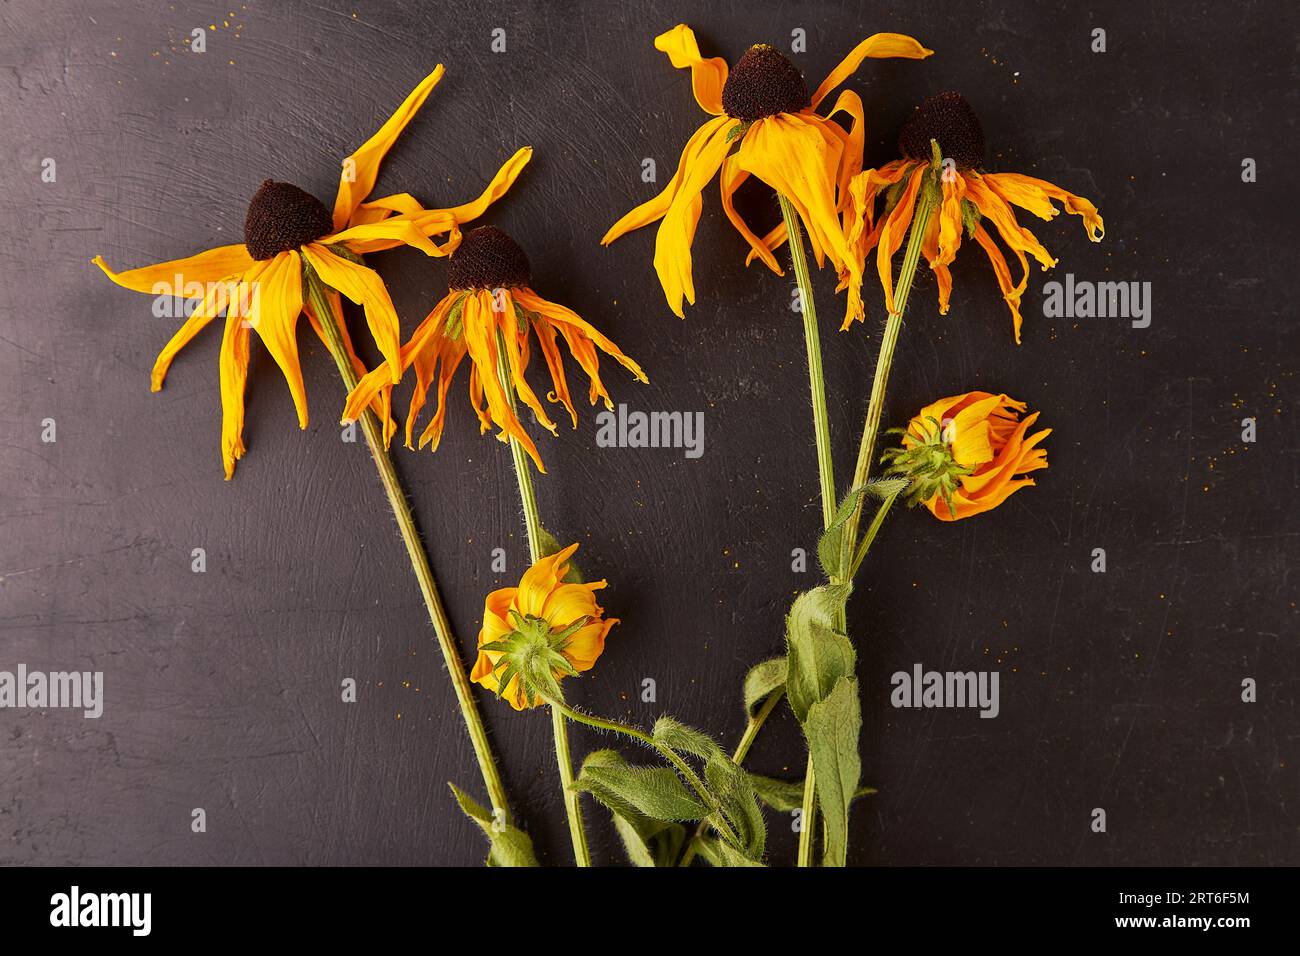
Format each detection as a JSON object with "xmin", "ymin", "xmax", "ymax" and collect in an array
[
  {"xmin": 580, "ymin": 751, "xmax": 685, "ymax": 867},
  {"xmin": 695, "ymin": 837, "xmax": 765, "ymax": 868},
  {"xmin": 748, "ymin": 773, "xmax": 806, "ymax": 812},
  {"xmin": 705, "ymin": 754, "xmax": 766, "ymax": 861},
  {"xmin": 803, "ymin": 677, "xmax": 862, "ymax": 867},
  {"xmin": 743, "ymin": 657, "xmax": 787, "ymax": 717},
  {"xmin": 652, "ymin": 716, "xmax": 723, "ymax": 760},
  {"xmin": 864, "ymin": 477, "xmax": 909, "ymax": 500},
  {"xmin": 448, "ymin": 783, "xmax": 539, "ymax": 867},
  {"xmin": 573, "ymin": 758, "xmax": 708, "ymax": 822},
  {"xmin": 749, "ymin": 773, "xmax": 878, "ymax": 813},
  {"xmin": 817, "ymin": 486, "xmax": 871, "ymax": 580},
  {"xmin": 784, "ymin": 584, "xmax": 856, "ymax": 724}
]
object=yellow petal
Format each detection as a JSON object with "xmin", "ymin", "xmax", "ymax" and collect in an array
[
  {"xmin": 326, "ymin": 216, "xmax": 446, "ymax": 258},
  {"xmin": 981, "ymin": 172, "xmax": 1104, "ymax": 241},
  {"xmin": 654, "ymin": 24, "xmax": 728, "ymax": 115},
  {"xmin": 810, "ymin": 33, "xmax": 933, "ymax": 109},
  {"xmin": 151, "ymin": 276, "xmax": 237, "ymax": 391},
  {"xmin": 300, "ymin": 243, "xmax": 402, "ymax": 381},
  {"xmin": 972, "ymin": 223, "xmax": 1030, "ymax": 343},
  {"xmin": 93, "ymin": 245, "xmax": 254, "ymax": 294},
  {"xmin": 602, "ymin": 115, "xmax": 733, "ymax": 247},
  {"xmin": 516, "ymin": 543, "xmax": 581, "ymax": 617},
  {"xmin": 459, "ymin": 290, "xmax": 546, "ymax": 471},
  {"xmin": 737, "ymin": 114, "xmax": 852, "ymax": 278},
  {"xmin": 332, "ymin": 66, "xmax": 445, "ymax": 231},
  {"xmin": 720, "ymin": 154, "xmax": 783, "ymax": 275},
  {"xmin": 514, "ymin": 288, "xmax": 647, "ymax": 392},
  {"xmin": 304, "ymin": 286, "xmax": 396, "ymax": 446},
  {"xmin": 245, "ymin": 252, "xmax": 309, "ymax": 429},
  {"xmin": 218, "ymin": 308, "xmax": 252, "ymax": 480},
  {"xmin": 874, "ymin": 165, "xmax": 926, "ymax": 314}
]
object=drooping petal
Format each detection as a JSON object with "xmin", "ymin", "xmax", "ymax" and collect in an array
[
  {"xmin": 303, "ymin": 285, "xmax": 397, "ymax": 446},
  {"xmin": 720, "ymin": 155, "xmax": 784, "ymax": 275},
  {"xmin": 459, "ymin": 290, "xmax": 546, "ymax": 471},
  {"xmin": 654, "ymin": 24, "xmax": 729, "ymax": 115},
  {"xmin": 964, "ymin": 173, "xmax": 1057, "ymax": 271},
  {"xmin": 245, "ymin": 251, "xmax": 309, "ymax": 429},
  {"xmin": 499, "ymin": 292, "xmax": 557, "ymax": 436},
  {"xmin": 300, "ymin": 243, "xmax": 402, "ymax": 382},
  {"xmin": 151, "ymin": 274, "xmax": 241, "ymax": 391},
  {"xmin": 601, "ymin": 115, "xmax": 734, "ymax": 246},
  {"xmin": 217, "ymin": 307, "xmax": 252, "ymax": 480},
  {"xmin": 873, "ymin": 165, "xmax": 926, "ymax": 314},
  {"xmin": 93, "ymin": 245, "xmax": 254, "ymax": 294},
  {"xmin": 357, "ymin": 146, "xmax": 533, "ymax": 230},
  {"xmin": 819, "ymin": 89, "xmax": 866, "ymax": 214},
  {"xmin": 981, "ymin": 171, "xmax": 1104, "ymax": 241},
  {"xmin": 972, "ymin": 223, "xmax": 1030, "ymax": 342},
  {"xmin": 332, "ymin": 66, "xmax": 445, "ymax": 231},
  {"xmin": 810, "ymin": 33, "xmax": 933, "ymax": 109},
  {"xmin": 651, "ymin": 120, "xmax": 737, "ymax": 317},
  {"xmin": 513, "ymin": 288, "xmax": 647, "ymax": 407},
  {"xmin": 737, "ymin": 114, "xmax": 852, "ymax": 278},
  {"xmin": 531, "ymin": 314, "xmax": 577, "ymax": 427}
]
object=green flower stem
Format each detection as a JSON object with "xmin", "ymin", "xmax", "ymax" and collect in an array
[
  {"xmin": 677, "ymin": 687, "xmax": 785, "ymax": 867},
  {"xmin": 493, "ymin": 328, "xmax": 591, "ymax": 868},
  {"xmin": 545, "ymin": 698, "xmax": 743, "ymax": 851},
  {"xmin": 305, "ymin": 272, "xmax": 512, "ymax": 825},
  {"xmin": 779, "ymin": 192, "xmax": 840, "ymax": 867},
  {"xmin": 839, "ymin": 181, "xmax": 938, "ymax": 574},
  {"xmin": 779, "ymin": 194, "xmax": 837, "ymax": 531},
  {"xmin": 848, "ymin": 491, "xmax": 903, "ymax": 581}
]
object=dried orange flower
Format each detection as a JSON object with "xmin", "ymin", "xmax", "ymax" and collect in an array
[
  {"xmin": 847, "ymin": 92, "xmax": 1103, "ymax": 340},
  {"xmin": 602, "ymin": 24, "xmax": 931, "ymax": 325},
  {"xmin": 882, "ymin": 391, "xmax": 1050, "ymax": 520},
  {"xmin": 471, "ymin": 544, "xmax": 616, "ymax": 710},
  {"xmin": 95, "ymin": 67, "xmax": 530, "ymax": 477},
  {"xmin": 342, "ymin": 225, "xmax": 645, "ymax": 473}
]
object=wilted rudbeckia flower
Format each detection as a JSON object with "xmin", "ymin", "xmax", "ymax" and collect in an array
[
  {"xmin": 847, "ymin": 91, "xmax": 1103, "ymax": 341},
  {"xmin": 602, "ymin": 24, "xmax": 931, "ymax": 324},
  {"xmin": 95, "ymin": 67, "xmax": 532, "ymax": 477},
  {"xmin": 471, "ymin": 544, "xmax": 616, "ymax": 710},
  {"xmin": 882, "ymin": 391, "xmax": 1050, "ymax": 520},
  {"xmin": 341, "ymin": 225, "xmax": 646, "ymax": 473}
]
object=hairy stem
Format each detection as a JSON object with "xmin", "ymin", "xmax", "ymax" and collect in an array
[
  {"xmin": 493, "ymin": 326, "xmax": 591, "ymax": 868},
  {"xmin": 305, "ymin": 272, "xmax": 511, "ymax": 824}
]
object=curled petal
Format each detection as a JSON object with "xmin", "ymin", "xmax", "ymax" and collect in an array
[
  {"xmin": 654, "ymin": 24, "xmax": 729, "ymax": 115},
  {"xmin": 811, "ymin": 33, "xmax": 933, "ymax": 109},
  {"xmin": 332, "ymin": 66, "xmax": 444, "ymax": 231}
]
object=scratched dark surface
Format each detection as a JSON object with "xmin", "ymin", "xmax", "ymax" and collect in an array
[{"xmin": 1, "ymin": 0, "xmax": 1295, "ymax": 867}]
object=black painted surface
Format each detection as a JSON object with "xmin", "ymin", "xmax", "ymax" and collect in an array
[{"xmin": 1, "ymin": 0, "xmax": 1295, "ymax": 866}]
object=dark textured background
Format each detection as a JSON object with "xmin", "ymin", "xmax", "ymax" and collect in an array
[{"xmin": 1, "ymin": 0, "xmax": 1295, "ymax": 866}]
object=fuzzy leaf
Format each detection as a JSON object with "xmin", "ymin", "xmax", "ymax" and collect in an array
[
  {"xmin": 448, "ymin": 783, "xmax": 539, "ymax": 867},
  {"xmin": 705, "ymin": 754, "xmax": 766, "ymax": 860},
  {"xmin": 580, "ymin": 751, "xmax": 685, "ymax": 867},
  {"xmin": 817, "ymin": 486, "xmax": 871, "ymax": 580},
  {"xmin": 804, "ymin": 677, "xmax": 862, "ymax": 868},
  {"xmin": 749, "ymin": 773, "xmax": 878, "ymax": 813},
  {"xmin": 695, "ymin": 837, "xmax": 766, "ymax": 868},
  {"xmin": 743, "ymin": 657, "xmax": 788, "ymax": 716},
  {"xmin": 574, "ymin": 759, "xmax": 707, "ymax": 822},
  {"xmin": 652, "ymin": 716, "xmax": 723, "ymax": 760},
  {"xmin": 784, "ymin": 584, "xmax": 856, "ymax": 724}
]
